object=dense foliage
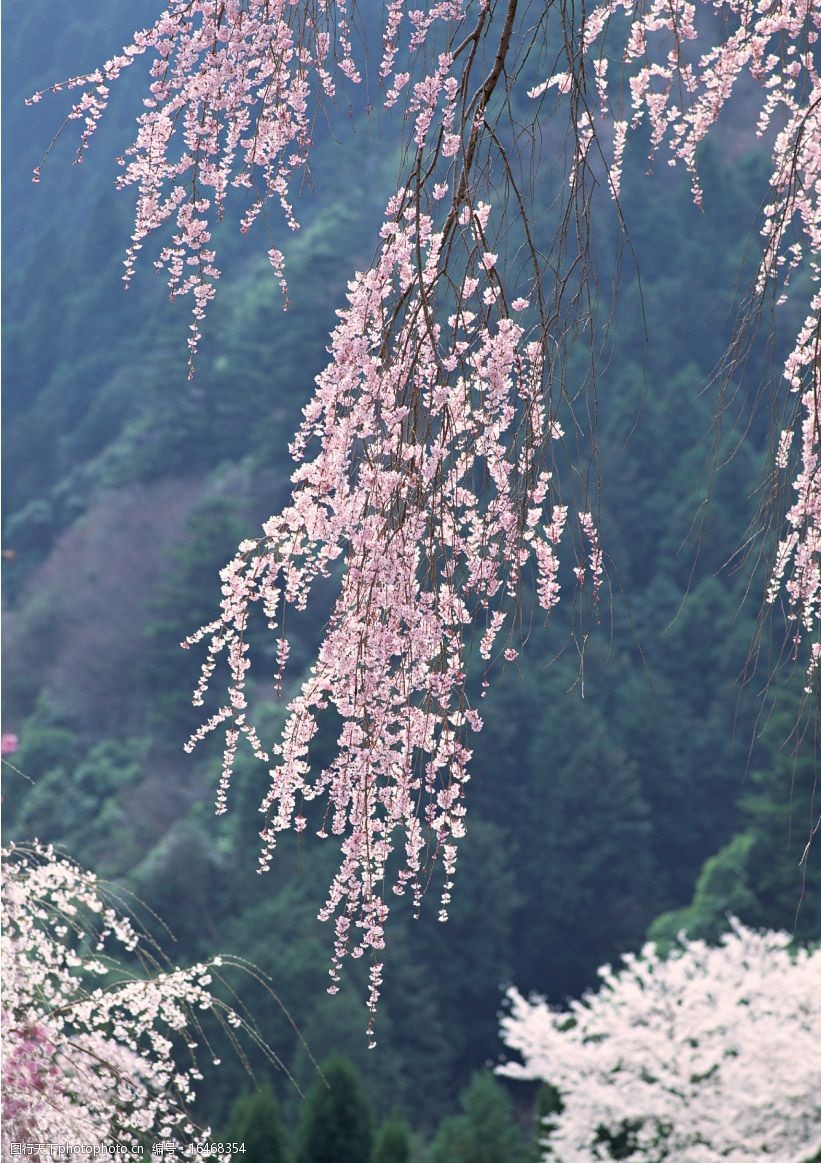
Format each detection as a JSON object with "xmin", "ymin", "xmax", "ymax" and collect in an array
[
  {"xmin": 227, "ymin": 1087, "xmax": 290, "ymax": 1163},
  {"xmin": 3, "ymin": 0, "xmax": 820, "ymax": 1153},
  {"xmin": 295, "ymin": 1055, "xmax": 374, "ymax": 1163},
  {"xmin": 428, "ymin": 1073, "xmax": 534, "ymax": 1163}
]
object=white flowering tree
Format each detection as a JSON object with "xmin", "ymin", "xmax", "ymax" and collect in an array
[
  {"xmin": 499, "ymin": 921, "xmax": 821, "ymax": 1163},
  {"xmin": 1, "ymin": 843, "xmax": 286, "ymax": 1152}
]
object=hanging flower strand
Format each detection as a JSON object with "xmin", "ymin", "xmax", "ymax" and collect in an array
[
  {"xmin": 562, "ymin": 0, "xmax": 821, "ymax": 674},
  {"xmin": 27, "ymin": 0, "xmax": 470, "ymax": 374},
  {"xmin": 184, "ymin": 183, "xmax": 576, "ymax": 1031},
  {"xmin": 168, "ymin": 0, "xmax": 598, "ymax": 1033}
]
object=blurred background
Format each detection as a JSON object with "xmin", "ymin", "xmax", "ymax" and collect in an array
[{"xmin": 3, "ymin": 2, "xmax": 819, "ymax": 1157}]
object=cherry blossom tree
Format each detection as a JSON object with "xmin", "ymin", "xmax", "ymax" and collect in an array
[
  {"xmin": 1, "ymin": 842, "xmax": 286, "ymax": 1151},
  {"xmin": 31, "ymin": 0, "xmax": 820, "ymax": 1018},
  {"xmin": 499, "ymin": 920, "xmax": 821, "ymax": 1162}
]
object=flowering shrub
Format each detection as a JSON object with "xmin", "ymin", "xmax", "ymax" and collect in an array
[
  {"xmin": 1, "ymin": 843, "xmax": 282, "ymax": 1151},
  {"xmin": 499, "ymin": 921, "xmax": 821, "ymax": 1162}
]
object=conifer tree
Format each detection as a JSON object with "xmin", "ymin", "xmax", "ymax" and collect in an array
[
  {"xmin": 650, "ymin": 699, "xmax": 821, "ymax": 945},
  {"xmin": 296, "ymin": 1055, "xmax": 374, "ymax": 1163},
  {"xmin": 228, "ymin": 1086, "xmax": 290, "ymax": 1163},
  {"xmin": 429, "ymin": 1072, "xmax": 534, "ymax": 1163},
  {"xmin": 372, "ymin": 1116, "xmax": 412, "ymax": 1163}
]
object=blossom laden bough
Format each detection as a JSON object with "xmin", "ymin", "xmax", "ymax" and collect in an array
[
  {"xmin": 27, "ymin": 0, "xmax": 477, "ymax": 371},
  {"xmin": 562, "ymin": 0, "xmax": 821, "ymax": 675},
  {"xmin": 1, "ymin": 843, "xmax": 288, "ymax": 1151},
  {"xmin": 184, "ymin": 186, "xmax": 575, "ymax": 1030}
]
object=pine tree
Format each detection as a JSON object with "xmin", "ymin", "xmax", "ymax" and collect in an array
[
  {"xmin": 649, "ymin": 699, "xmax": 821, "ymax": 945},
  {"xmin": 372, "ymin": 1117, "xmax": 411, "ymax": 1163},
  {"xmin": 228, "ymin": 1086, "xmax": 290, "ymax": 1163},
  {"xmin": 429, "ymin": 1072, "xmax": 534, "ymax": 1163},
  {"xmin": 295, "ymin": 1055, "xmax": 373, "ymax": 1163}
]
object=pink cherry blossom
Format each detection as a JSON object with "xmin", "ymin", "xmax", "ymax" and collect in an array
[
  {"xmin": 1, "ymin": 733, "xmax": 19, "ymax": 756},
  {"xmin": 567, "ymin": 0, "xmax": 821, "ymax": 676}
]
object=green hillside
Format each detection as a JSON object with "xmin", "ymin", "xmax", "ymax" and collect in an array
[{"xmin": 3, "ymin": 2, "xmax": 818, "ymax": 1154}]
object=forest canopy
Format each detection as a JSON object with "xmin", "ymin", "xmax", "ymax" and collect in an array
[{"xmin": 3, "ymin": 0, "xmax": 820, "ymax": 1154}]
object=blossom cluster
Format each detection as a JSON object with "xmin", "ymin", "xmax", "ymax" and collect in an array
[
  {"xmin": 500, "ymin": 920, "xmax": 821, "ymax": 1162},
  {"xmin": 185, "ymin": 186, "xmax": 573, "ymax": 1030},
  {"xmin": 1, "ymin": 844, "xmax": 266, "ymax": 1151},
  {"xmin": 560, "ymin": 0, "xmax": 820, "ymax": 674},
  {"xmin": 28, "ymin": 0, "xmax": 470, "ymax": 369},
  {"xmin": 2, "ymin": 732, "xmax": 19, "ymax": 756}
]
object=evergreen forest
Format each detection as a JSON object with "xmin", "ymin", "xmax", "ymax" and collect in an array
[{"xmin": 3, "ymin": 1, "xmax": 819, "ymax": 1158}]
